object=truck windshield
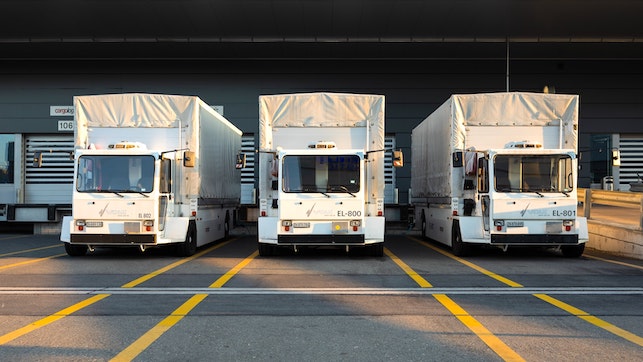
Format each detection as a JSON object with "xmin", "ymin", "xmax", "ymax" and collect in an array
[
  {"xmin": 76, "ymin": 155, "xmax": 155, "ymax": 193},
  {"xmin": 494, "ymin": 154, "xmax": 573, "ymax": 193},
  {"xmin": 282, "ymin": 155, "xmax": 360, "ymax": 193}
]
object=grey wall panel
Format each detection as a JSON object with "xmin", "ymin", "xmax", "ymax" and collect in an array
[{"xmin": 1, "ymin": 57, "xmax": 643, "ymax": 200}]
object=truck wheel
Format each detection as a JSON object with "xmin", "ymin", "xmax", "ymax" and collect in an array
[
  {"xmin": 64, "ymin": 243, "xmax": 87, "ymax": 257},
  {"xmin": 561, "ymin": 243, "xmax": 585, "ymax": 258},
  {"xmin": 451, "ymin": 223, "xmax": 471, "ymax": 257},
  {"xmin": 421, "ymin": 212, "xmax": 427, "ymax": 239},
  {"xmin": 258, "ymin": 242, "xmax": 274, "ymax": 256},
  {"xmin": 224, "ymin": 213, "xmax": 230, "ymax": 240},
  {"xmin": 178, "ymin": 225, "xmax": 197, "ymax": 257},
  {"xmin": 369, "ymin": 243, "xmax": 384, "ymax": 257}
]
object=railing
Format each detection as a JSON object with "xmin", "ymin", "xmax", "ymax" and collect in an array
[{"xmin": 577, "ymin": 188, "xmax": 643, "ymax": 229}]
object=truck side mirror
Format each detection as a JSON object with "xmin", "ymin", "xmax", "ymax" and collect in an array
[
  {"xmin": 183, "ymin": 151, "xmax": 196, "ymax": 167},
  {"xmin": 236, "ymin": 153, "xmax": 247, "ymax": 169},
  {"xmin": 33, "ymin": 151, "xmax": 42, "ymax": 168},
  {"xmin": 393, "ymin": 150, "xmax": 404, "ymax": 168}
]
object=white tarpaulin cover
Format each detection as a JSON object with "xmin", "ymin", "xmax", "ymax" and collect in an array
[
  {"xmin": 258, "ymin": 92, "xmax": 385, "ymax": 151},
  {"xmin": 411, "ymin": 92, "xmax": 579, "ymax": 198},
  {"xmin": 258, "ymin": 92, "xmax": 386, "ymax": 205},
  {"xmin": 74, "ymin": 93, "xmax": 242, "ymax": 202}
]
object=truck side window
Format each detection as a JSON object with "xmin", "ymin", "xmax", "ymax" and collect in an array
[
  {"xmin": 478, "ymin": 157, "xmax": 489, "ymax": 193},
  {"xmin": 160, "ymin": 159, "xmax": 171, "ymax": 193}
]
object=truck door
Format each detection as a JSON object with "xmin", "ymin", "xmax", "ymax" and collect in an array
[
  {"xmin": 158, "ymin": 158, "xmax": 173, "ymax": 231},
  {"xmin": 478, "ymin": 156, "xmax": 490, "ymax": 231}
]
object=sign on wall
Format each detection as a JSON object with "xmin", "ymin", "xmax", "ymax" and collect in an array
[{"xmin": 50, "ymin": 106, "xmax": 75, "ymax": 117}]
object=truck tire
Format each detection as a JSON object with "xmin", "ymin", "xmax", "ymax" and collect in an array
[
  {"xmin": 178, "ymin": 224, "xmax": 197, "ymax": 257},
  {"xmin": 369, "ymin": 243, "xmax": 384, "ymax": 257},
  {"xmin": 561, "ymin": 243, "xmax": 585, "ymax": 258},
  {"xmin": 421, "ymin": 211, "xmax": 427, "ymax": 240},
  {"xmin": 451, "ymin": 222, "xmax": 471, "ymax": 257},
  {"xmin": 64, "ymin": 243, "xmax": 87, "ymax": 257},
  {"xmin": 224, "ymin": 212, "xmax": 230, "ymax": 240},
  {"xmin": 258, "ymin": 242, "xmax": 274, "ymax": 256}
]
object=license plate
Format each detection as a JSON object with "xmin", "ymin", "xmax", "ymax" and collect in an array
[
  {"xmin": 124, "ymin": 222, "xmax": 140, "ymax": 233},
  {"xmin": 293, "ymin": 222, "xmax": 310, "ymax": 228},
  {"xmin": 506, "ymin": 221, "xmax": 524, "ymax": 227},
  {"xmin": 546, "ymin": 222, "xmax": 562, "ymax": 233}
]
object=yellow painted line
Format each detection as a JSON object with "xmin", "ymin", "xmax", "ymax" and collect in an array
[
  {"xmin": 0, "ymin": 238, "xmax": 236, "ymax": 346},
  {"xmin": 434, "ymin": 294, "xmax": 525, "ymax": 362},
  {"xmin": 585, "ymin": 255, "xmax": 643, "ymax": 271},
  {"xmin": 121, "ymin": 239, "xmax": 234, "ymax": 288},
  {"xmin": 384, "ymin": 247, "xmax": 432, "ymax": 287},
  {"xmin": 110, "ymin": 294, "xmax": 208, "ymax": 362},
  {"xmin": 534, "ymin": 294, "xmax": 643, "ymax": 347},
  {"xmin": 209, "ymin": 250, "xmax": 259, "ymax": 288},
  {"xmin": 0, "ymin": 294, "xmax": 110, "ymax": 345},
  {"xmin": 0, "ymin": 244, "xmax": 62, "ymax": 257},
  {"xmin": 0, "ymin": 253, "xmax": 66, "ymax": 271},
  {"xmin": 409, "ymin": 236, "xmax": 523, "ymax": 287},
  {"xmin": 111, "ymin": 250, "xmax": 258, "ymax": 361},
  {"xmin": 0, "ymin": 235, "xmax": 31, "ymax": 241},
  {"xmin": 408, "ymin": 236, "xmax": 643, "ymax": 347},
  {"xmin": 386, "ymin": 246, "xmax": 524, "ymax": 361}
]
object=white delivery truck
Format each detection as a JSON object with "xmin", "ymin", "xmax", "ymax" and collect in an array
[
  {"xmin": 60, "ymin": 93, "xmax": 242, "ymax": 256},
  {"xmin": 257, "ymin": 92, "xmax": 402, "ymax": 256},
  {"xmin": 411, "ymin": 92, "xmax": 588, "ymax": 257}
]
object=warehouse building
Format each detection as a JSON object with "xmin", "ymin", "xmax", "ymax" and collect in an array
[{"xmin": 1, "ymin": 1, "xmax": 642, "ymax": 232}]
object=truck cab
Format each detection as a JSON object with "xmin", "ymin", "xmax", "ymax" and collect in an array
[
  {"xmin": 258, "ymin": 141, "xmax": 385, "ymax": 256},
  {"xmin": 456, "ymin": 143, "xmax": 588, "ymax": 256}
]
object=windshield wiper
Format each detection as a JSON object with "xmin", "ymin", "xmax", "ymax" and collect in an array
[{"xmin": 333, "ymin": 185, "xmax": 356, "ymax": 197}]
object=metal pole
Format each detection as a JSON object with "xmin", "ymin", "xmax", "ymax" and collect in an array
[{"xmin": 506, "ymin": 39, "xmax": 510, "ymax": 92}]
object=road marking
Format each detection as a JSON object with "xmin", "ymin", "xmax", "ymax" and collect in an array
[
  {"xmin": 2, "ymin": 286, "xmax": 643, "ymax": 295},
  {"xmin": 434, "ymin": 293, "xmax": 525, "ymax": 362},
  {"xmin": 385, "ymin": 247, "xmax": 524, "ymax": 362},
  {"xmin": 585, "ymin": 254, "xmax": 643, "ymax": 271},
  {"xmin": 0, "ymin": 239, "xmax": 236, "ymax": 346},
  {"xmin": 121, "ymin": 239, "xmax": 234, "ymax": 288},
  {"xmin": 0, "ymin": 244, "xmax": 62, "ymax": 257},
  {"xmin": 384, "ymin": 247, "xmax": 432, "ymax": 287},
  {"xmin": 408, "ymin": 236, "xmax": 643, "ymax": 347},
  {"xmin": 409, "ymin": 236, "xmax": 523, "ymax": 287},
  {"xmin": 0, "ymin": 235, "xmax": 31, "ymax": 241},
  {"xmin": 0, "ymin": 294, "xmax": 109, "ymax": 345},
  {"xmin": 110, "ymin": 294, "xmax": 209, "ymax": 362},
  {"xmin": 111, "ymin": 250, "xmax": 258, "ymax": 362},
  {"xmin": 0, "ymin": 253, "xmax": 66, "ymax": 271},
  {"xmin": 534, "ymin": 293, "xmax": 643, "ymax": 347}
]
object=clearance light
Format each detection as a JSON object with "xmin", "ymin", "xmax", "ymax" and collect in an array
[
  {"xmin": 453, "ymin": 210, "xmax": 458, "ymax": 216},
  {"xmin": 75, "ymin": 220, "xmax": 85, "ymax": 231},
  {"xmin": 563, "ymin": 220, "xmax": 574, "ymax": 232},
  {"xmin": 192, "ymin": 211, "xmax": 197, "ymax": 217},
  {"xmin": 377, "ymin": 211, "xmax": 383, "ymax": 216},
  {"xmin": 494, "ymin": 220, "xmax": 504, "ymax": 232},
  {"xmin": 261, "ymin": 211, "xmax": 266, "ymax": 217},
  {"xmin": 143, "ymin": 220, "xmax": 154, "ymax": 232},
  {"xmin": 282, "ymin": 220, "xmax": 292, "ymax": 231}
]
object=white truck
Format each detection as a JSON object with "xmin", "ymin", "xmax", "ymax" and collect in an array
[
  {"xmin": 60, "ymin": 93, "xmax": 242, "ymax": 256},
  {"xmin": 257, "ymin": 92, "xmax": 402, "ymax": 256},
  {"xmin": 411, "ymin": 92, "xmax": 588, "ymax": 257}
]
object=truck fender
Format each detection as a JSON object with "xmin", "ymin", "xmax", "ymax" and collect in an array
[
  {"xmin": 458, "ymin": 216, "xmax": 486, "ymax": 243},
  {"xmin": 576, "ymin": 216, "xmax": 589, "ymax": 242},
  {"xmin": 164, "ymin": 217, "xmax": 192, "ymax": 243},
  {"xmin": 60, "ymin": 216, "xmax": 73, "ymax": 242}
]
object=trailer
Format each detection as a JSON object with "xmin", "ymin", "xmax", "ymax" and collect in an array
[
  {"xmin": 60, "ymin": 93, "xmax": 242, "ymax": 256},
  {"xmin": 257, "ymin": 92, "xmax": 402, "ymax": 256},
  {"xmin": 411, "ymin": 92, "xmax": 588, "ymax": 257}
]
